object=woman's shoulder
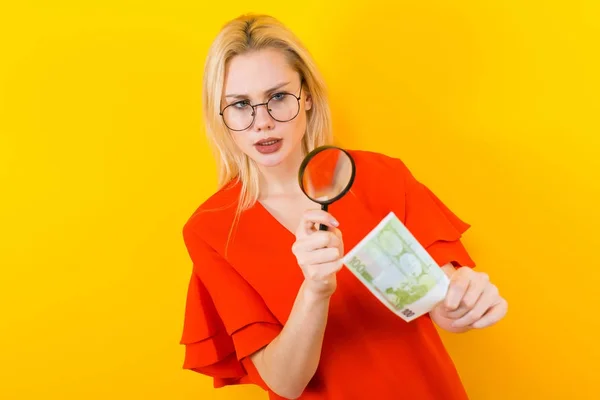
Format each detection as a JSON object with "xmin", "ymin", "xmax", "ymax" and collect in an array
[
  {"xmin": 346, "ymin": 149, "xmax": 411, "ymax": 175},
  {"xmin": 182, "ymin": 179, "xmax": 241, "ymax": 240},
  {"xmin": 345, "ymin": 149, "xmax": 414, "ymax": 192}
]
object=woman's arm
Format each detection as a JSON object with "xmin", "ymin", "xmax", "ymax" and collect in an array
[
  {"xmin": 249, "ymin": 281, "xmax": 331, "ymax": 399},
  {"xmin": 249, "ymin": 209, "xmax": 344, "ymax": 399}
]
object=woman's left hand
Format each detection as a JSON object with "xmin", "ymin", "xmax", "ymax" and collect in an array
[{"xmin": 430, "ymin": 266, "xmax": 508, "ymax": 333}]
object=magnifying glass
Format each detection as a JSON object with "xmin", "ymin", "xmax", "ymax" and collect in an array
[{"xmin": 298, "ymin": 145, "xmax": 356, "ymax": 231}]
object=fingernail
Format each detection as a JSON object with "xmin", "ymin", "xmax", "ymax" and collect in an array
[{"xmin": 331, "ymin": 219, "xmax": 339, "ymax": 227}]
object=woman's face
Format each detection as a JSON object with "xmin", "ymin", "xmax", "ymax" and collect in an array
[{"xmin": 221, "ymin": 48, "xmax": 312, "ymax": 169}]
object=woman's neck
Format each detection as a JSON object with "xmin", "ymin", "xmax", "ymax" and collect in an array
[{"xmin": 258, "ymin": 146, "xmax": 305, "ymax": 199}]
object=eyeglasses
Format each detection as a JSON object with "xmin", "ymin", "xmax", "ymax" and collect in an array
[{"xmin": 219, "ymin": 82, "xmax": 303, "ymax": 131}]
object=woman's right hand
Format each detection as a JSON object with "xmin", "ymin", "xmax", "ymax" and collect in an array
[{"xmin": 291, "ymin": 209, "xmax": 345, "ymax": 300}]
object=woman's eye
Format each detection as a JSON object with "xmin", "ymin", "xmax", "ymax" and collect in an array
[
  {"xmin": 271, "ymin": 93, "xmax": 286, "ymax": 101},
  {"xmin": 233, "ymin": 100, "xmax": 249, "ymax": 108}
]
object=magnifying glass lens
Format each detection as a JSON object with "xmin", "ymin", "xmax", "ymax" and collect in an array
[{"xmin": 298, "ymin": 146, "xmax": 356, "ymax": 230}]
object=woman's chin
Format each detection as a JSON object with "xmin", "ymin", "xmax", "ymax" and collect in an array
[{"xmin": 254, "ymin": 153, "xmax": 286, "ymax": 168}]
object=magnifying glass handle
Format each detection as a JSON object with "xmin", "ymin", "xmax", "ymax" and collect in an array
[{"xmin": 319, "ymin": 204, "xmax": 329, "ymax": 231}]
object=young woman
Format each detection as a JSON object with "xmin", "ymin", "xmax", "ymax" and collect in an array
[{"xmin": 180, "ymin": 13, "xmax": 508, "ymax": 400}]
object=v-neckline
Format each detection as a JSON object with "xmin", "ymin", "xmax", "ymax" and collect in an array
[
  {"xmin": 231, "ymin": 180, "xmax": 383, "ymax": 263},
  {"xmin": 254, "ymin": 196, "xmax": 322, "ymax": 238},
  {"xmin": 254, "ymin": 199, "xmax": 295, "ymax": 237},
  {"xmin": 251, "ymin": 192, "xmax": 354, "ymax": 242}
]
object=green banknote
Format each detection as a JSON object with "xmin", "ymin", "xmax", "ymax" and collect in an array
[{"xmin": 342, "ymin": 212, "xmax": 450, "ymax": 322}]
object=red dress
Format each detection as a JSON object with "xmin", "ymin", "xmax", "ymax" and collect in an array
[{"xmin": 180, "ymin": 150, "xmax": 475, "ymax": 399}]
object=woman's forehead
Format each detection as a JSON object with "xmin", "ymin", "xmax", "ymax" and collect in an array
[{"xmin": 224, "ymin": 49, "xmax": 298, "ymax": 96}]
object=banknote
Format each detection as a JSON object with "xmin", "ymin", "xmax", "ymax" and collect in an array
[{"xmin": 342, "ymin": 212, "xmax": 450, "ymax": 322}]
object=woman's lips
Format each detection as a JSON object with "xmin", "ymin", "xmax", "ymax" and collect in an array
[{"xmin": 254, "ymin": 138, "xmax": 283, "ymax": 154}]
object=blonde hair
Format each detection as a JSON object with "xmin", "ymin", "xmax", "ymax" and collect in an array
[{"xmin": 202, "ymin": 14, "xmax": 333, "ymax": 223}]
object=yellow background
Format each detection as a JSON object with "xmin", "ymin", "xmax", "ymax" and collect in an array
[{"xmin": 1, "ymin": 1, "xmax": 599, "ymax": 399}]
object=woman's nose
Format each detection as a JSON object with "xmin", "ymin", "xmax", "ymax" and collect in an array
[{"xmin": 252, "ymin": 104, "xmax": 274, "ymax": 131}]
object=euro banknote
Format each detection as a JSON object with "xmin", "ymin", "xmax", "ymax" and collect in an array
[{"xmin": 342, "ymin": 212, "xmax": 450, "ymax": 322}]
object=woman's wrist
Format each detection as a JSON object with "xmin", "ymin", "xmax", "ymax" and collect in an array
[{"xmin": 300, "ymin": 279, "xmax": 334, "ymax": 308}]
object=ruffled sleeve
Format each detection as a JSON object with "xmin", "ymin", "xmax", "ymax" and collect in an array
[
  {"xmin": 354, "ymin": 150, "xmax": 476, "ymax": 269},
  {"xmin": 403, "ymin": 170, "xmax": 476, "ymax": 269},
  {"xmin": 179, "ymin": 224, "xmax": 283, "ymax": 389}
]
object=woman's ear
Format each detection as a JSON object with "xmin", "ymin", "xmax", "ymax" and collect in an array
[{"xmin": 304, "ymin": 92, "xmax": 312, "ymax": 111}]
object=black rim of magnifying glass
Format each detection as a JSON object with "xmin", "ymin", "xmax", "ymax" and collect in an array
[{"xmin": 298, "ymin": 145, "xmax": 357, "ymax": 207}]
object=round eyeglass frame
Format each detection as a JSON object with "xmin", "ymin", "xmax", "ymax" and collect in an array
[{"xmin": 219, "ymin": 82, "xmax": 304, "ymax": 132}]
